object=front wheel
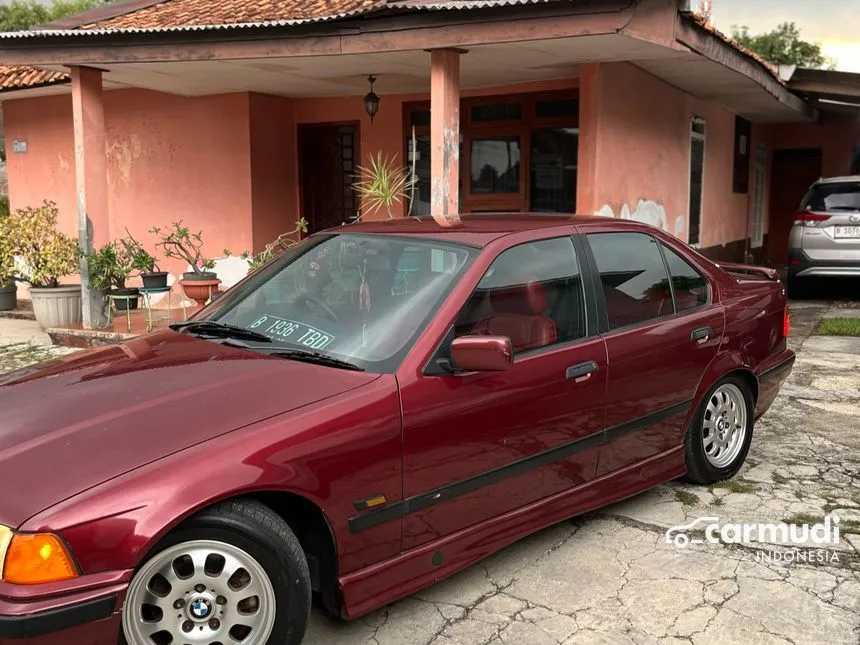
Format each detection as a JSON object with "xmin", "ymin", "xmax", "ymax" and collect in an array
[
  {"xmin": 684, "ymin": 376, "xmax": 754, "ymax": 485},
  {"xmin": 121, "ymin": 499, "xmax": 311, "ymax": 645}
]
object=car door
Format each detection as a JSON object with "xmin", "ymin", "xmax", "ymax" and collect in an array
[
  {"xmin": 582, "ymin": 230, "xmax": 724, "ymax": 477},
  {"xmin": 398, "ymin": 235, "xmax": 607, "ymax": 551}
]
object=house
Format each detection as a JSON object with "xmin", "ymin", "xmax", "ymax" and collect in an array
[{"xmin": 0, "ymin": 0, "xmax": 858, "ymax": 327}]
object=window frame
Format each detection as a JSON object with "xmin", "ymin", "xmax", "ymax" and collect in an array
[
  {"xmin": 687, "ymin": 115, "xmax": 707, "ymax": 247},
  {"xmin": 749, "ymin": 142, "xmax": 767, "ymax": 249},
  {"xmin": 423, "ymin": 233, "xmax": 598, "ymax": 375},
  {"xmin": 581, "ymin": 231, "xmax": 713, "ymax": 336}
]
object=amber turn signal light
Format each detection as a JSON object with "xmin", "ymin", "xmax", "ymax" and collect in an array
[{"xmin": 3, "ymin": 533, "xmax": 78, "ymax": 585}]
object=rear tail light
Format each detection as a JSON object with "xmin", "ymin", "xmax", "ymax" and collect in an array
[
  {"xmin": 783, "ymin": 305, "xmax": 791, "ymax": 338},
  {"xmin": 794, "ymin": 211, "xmax": 830, "ymax": 227}
]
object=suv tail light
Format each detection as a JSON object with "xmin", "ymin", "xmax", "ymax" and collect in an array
[
  {"xmin": 783, "ymin": 305, "xmax": 791, "ymax": 339},
  {"xmin": 794, "ymin": 211, "xmax": 830, "ymax": 227}
]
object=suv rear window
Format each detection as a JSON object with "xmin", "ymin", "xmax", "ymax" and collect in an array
[{"xmin": 801, "ymin": 181, "xmax": 860, "ymax": 212}]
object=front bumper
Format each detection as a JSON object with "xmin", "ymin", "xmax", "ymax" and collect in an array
[
  {"xmin": 788, "ymin": 249, "xmax": 860, "ymax": 278},
  {"xmin": 0, "ymin": 575, "xmax": 127, "ymax": 644}
]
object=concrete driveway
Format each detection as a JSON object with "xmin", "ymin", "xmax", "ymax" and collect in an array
[{"xmin": 0, "ymin": 303, "xmax": 858, "ymax": 644}]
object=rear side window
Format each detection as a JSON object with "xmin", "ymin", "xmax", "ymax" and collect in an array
[
  {"xmin": 660, "ymin": 244, "xmax": 708, "ymax": 312},
  {"xmin": 587, "ymin": 232, "xmax": 673, "ymax": 330},
  {"xmin": 801, "ymin": 182, "xmax": 860, "ymax": 212}
]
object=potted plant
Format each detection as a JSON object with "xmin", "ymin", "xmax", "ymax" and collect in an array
[
  {"xmin": 151, "ymin": 221, "xmax": 219, "ymax": 307},
  {"xmin": 0, "ymin": 211, "xmax": 18, "ymax": 311},
  {"xmin": 122, "ymin": 232, "xmax": 168, "ymax": 289},
  {"xmin": 11, "ymin": 201, "xmax": 82, "ymax": 328},
  {"xmin": 352, "ymin": 152, "xmax": 416, "ymax": 221},
  {"xmin": 86, "ymin": 242, "xmax": 139, "ymax": 311},
  {"xmin": 230, "ymin": 218, "xmax": 309, "ymax": 276}
]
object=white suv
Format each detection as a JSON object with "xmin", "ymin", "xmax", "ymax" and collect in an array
[{"xmin": 788, "ymin": 176, "xmax": 860, "ymax": 298}]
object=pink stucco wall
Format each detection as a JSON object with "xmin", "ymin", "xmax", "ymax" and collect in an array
[
  {"xmin": 762, "ymin": 119, "xmax": 860, "ymax": 177},
  {"xmin": 4, "ymin": 89, "xmax": 253, "ymax": 279},
  {"xmin": 579, "ymin": 61, "xmax": 759, "ymax": 251}
]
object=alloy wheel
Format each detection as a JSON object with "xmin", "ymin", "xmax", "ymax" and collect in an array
[
  {"xmin": 701, "ymin": 383, "xmax": 748, "ymax": 469},
  {"xmin": 122, "ymin": 539, "xmax": 277, "ymax": 645}
]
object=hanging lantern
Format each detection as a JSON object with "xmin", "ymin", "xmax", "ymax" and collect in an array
[{"xmin": 364, "ymin": 74, "xmax": 380, "ymax": 124}]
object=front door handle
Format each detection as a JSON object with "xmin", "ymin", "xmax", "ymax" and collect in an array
[
  {"xmin": 566, "ymin": 361, "xmax": 599, "ymax": 382},
  {"xmin": 691, "ymin": 326, "xmax": 713, "ymax": 344}
]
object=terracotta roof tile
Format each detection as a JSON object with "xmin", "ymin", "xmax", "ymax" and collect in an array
[
  {"xmin": 82, "ymin": 0, "xmax": 387, "ymax": 30},
  {"xmin": 0, "ymin": 65, "xmax": 69, "ymax": 91},
  {"xmin": 687, "ymin": 13, "xmax": 781, "ymax": 81}
]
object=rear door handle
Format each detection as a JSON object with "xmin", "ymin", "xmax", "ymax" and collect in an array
[
  {"xmin": 691, "ymin": 326, "xmax": 713, "ymax": 344},
  {"xmin": 566, "ymin": 361, "xmax": 599, "ymax": 382}
]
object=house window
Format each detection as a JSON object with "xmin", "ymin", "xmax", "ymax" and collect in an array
[
  {"xmin": 733, "ymin": 116, "xmax": 751, "ymax": 193},
  {"xmin": 688, "ymin": 116, "xmax": 706, "ymax": 246},
  {"xmin": 750, "ymin": 143, "xmax": 767, "ymax": 249}
]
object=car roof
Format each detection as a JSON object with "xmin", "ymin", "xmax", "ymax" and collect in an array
[
  {"xmin": 814, "ymin": 175, "xmax": 860, "ymax": 185},
  {"xmin": 324, "ymin": 214, "xmax": 642, "ymax": 247}
]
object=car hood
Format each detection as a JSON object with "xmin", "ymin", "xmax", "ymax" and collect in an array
[{"xmin": 0, "ymin": 330, "xmax": 380, "ymax": 527}]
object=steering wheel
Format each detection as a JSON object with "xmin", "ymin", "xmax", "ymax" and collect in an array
[{"xmin": 294, "ymin": 293, "xmax": 340, "ymax": 324}]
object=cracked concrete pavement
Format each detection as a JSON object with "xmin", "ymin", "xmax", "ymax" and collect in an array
[{"xmin": 0, "ymin": 303, "xmax": 858, "ymax": 645}]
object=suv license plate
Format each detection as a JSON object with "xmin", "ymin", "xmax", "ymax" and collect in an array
[{"xmin": 834, "ymin": 226, "xmax": 860, "ymax": 238}]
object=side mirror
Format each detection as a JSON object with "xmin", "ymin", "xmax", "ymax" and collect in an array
[{"xmin": 450, "ymin": 335, "xmax": 513, "ymax": 372}]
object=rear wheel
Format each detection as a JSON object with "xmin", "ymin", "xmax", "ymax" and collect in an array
[
  {"xmin": 684, "ymin": 376, "xmax": 754, "ymax": 485},
  {"xmin": 121, "ymin": 499, "xmax": 311, "ymax": 645}
]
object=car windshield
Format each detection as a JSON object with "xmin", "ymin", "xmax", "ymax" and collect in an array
[
  {"xmin": 198, "ymin": 233, "xmax": 475, "ymax": 371},
  {"xmin": 802, "ymin": 181, "xmax": 860, "ymax": 212}
]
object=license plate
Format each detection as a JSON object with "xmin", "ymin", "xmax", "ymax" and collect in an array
[
  {"xmin": 834, "ymin": 226, "xmax": 860, "ymax": 238},
  {"xmin": 247, "ymin": 315, "xmax": 336, "ymax": 350}
]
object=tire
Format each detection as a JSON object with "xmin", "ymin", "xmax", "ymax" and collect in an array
[
  {"xmin": 684, "ymin": 375, "xmax": 755, "ymax": 485},
  {"xmin": 120, "ymin": 499, "xmax": 311, "ymax": 645}
]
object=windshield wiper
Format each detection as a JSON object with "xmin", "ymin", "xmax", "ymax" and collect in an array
[
  {"xmin": 169, "ymin": 320, "xmax": 272, "ymax": 343},
  {"xmin": 217, "ymin": 339, "xmax": 364, "ymax": 371}
]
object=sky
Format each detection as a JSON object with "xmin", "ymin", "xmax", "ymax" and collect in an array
[{"xmin": 710, "ymin": 0, "xmax": 860, "ymax": 72}]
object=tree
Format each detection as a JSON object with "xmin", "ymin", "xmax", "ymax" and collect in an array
[
  {"xmin": 0, "ymin": 0, "xmax": 106, "ymax": 32},
  {"xmin": 731, "ymin": 22, "xmax": 835, "ymax": 69}
]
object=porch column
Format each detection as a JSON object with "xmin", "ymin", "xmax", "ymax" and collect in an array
[
  {"xmin": 70, "ymin": 66, "xmax": 109, "ymax": 329},
  {"xmin": 430, "ymin": 49, "xmax": 461, "ymax": 227}
]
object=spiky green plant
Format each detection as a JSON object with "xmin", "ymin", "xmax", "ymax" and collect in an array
[{"xmin": 352, "ymin": 152, "xmax": 416, "ymax": 220}]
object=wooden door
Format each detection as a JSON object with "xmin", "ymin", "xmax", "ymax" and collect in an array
[{"xmin": 299, "ymin": 124, "xmax": 359, "ymax": 233}]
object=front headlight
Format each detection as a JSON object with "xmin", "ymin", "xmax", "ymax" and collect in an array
[{"xmin": 0, "ymin": 525, "xmax": 78, "ymax": 585}]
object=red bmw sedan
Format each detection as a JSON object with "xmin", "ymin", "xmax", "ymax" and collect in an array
[{"xmin": 0, "ymin": 216, "xmax": 794, "ymax": 645}]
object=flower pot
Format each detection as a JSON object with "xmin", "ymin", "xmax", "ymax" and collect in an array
[
  {"xmin": 182, "ymin": 271, "xmax": 217, "ymax": 281},
  {"xmin": 179, "ymin": 278, "xmax": 221, "ymax": 307},
  {"xmin": 0, "ymin": 285, "xmax": 16, "ymax": 312},
  {"xmin": 29, "ymin": 285, "xmax": 82, "ymax": 329},
  {"xmin": 141, "ymin": 272, "xmax": 169, "ymax": 290},
  {"xmin": 111, "ymin": 287, "xmax": 140, "ymax": 311}
]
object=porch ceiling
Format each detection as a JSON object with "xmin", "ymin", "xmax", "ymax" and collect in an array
[
  {"xmin": 31, "ymin": 34, "xmax": 811, "ymax": 123},
  {"xmin": 41, "ymin": 35, "xmax": 667, "ymax": 98}
]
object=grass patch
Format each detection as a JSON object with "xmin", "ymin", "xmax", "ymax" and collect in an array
[
  {"xmin": 783, "ymin": 513, "xmax": 824, "ymax": 526},
  {"xmin": 713, "ymin": 478, "xmax": 759, "ymax": 494},
  {"xmin": 712, "ymin": 496, "xmax": 724, "ymax": 507},
  {"xmin": 794, "ymin": 490, "xmax": 805, "ymax": 500},
  {"xmin": 816, "ymin": 317, "xmax": 860, "ymax": 337},
  {"xmin": 771, "ymin": 472, "xmax": 789, "ymax": 485},
  {"xmin": 675, "ymin": 490, "xmax": 700, "ymax": 506}
]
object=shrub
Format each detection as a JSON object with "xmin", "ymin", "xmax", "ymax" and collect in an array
[{"xmin": 11, "ymin": 201, "xmax": 80, "ymax": 288}]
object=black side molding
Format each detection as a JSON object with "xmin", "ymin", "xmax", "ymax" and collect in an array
[
  {"xmin": 0, "ymin": 595, "xmax": 116, "ymax": 639},
  {"xmin": 348, "ymin": 399, "xmax": 693, "ymax": 534}
]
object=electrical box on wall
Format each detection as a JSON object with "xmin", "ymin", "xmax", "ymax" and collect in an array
[{"xmin": 12, "ymin": 140, "xmax": 27, "ymax": 154}]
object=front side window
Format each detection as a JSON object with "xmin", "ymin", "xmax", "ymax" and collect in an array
[
  {"xmin": 454, "ymin": 237, "xmax": 587, "ymax": 353},
  {"xmin": 201, "ymin": 234, "xmax": 474, "ymax": 371},
  {"xmin": 587, "ymin": 232, "xmax": 673, "ymax": 330},
  {"xmin": 661, "ymin": 243, "xmax": 708, "ymax": 312}
]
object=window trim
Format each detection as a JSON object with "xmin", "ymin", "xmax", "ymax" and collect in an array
[
  {"xmin": 687, "ymin": 115, "xmax": 706, "ymax": 247},
  {"xmin": 749, "ymin": 143, "xmax": 767, "ymax": 249},
  {"xmin": 422, "ymin": 233, "xmax": 595, "ymax": 375}
]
